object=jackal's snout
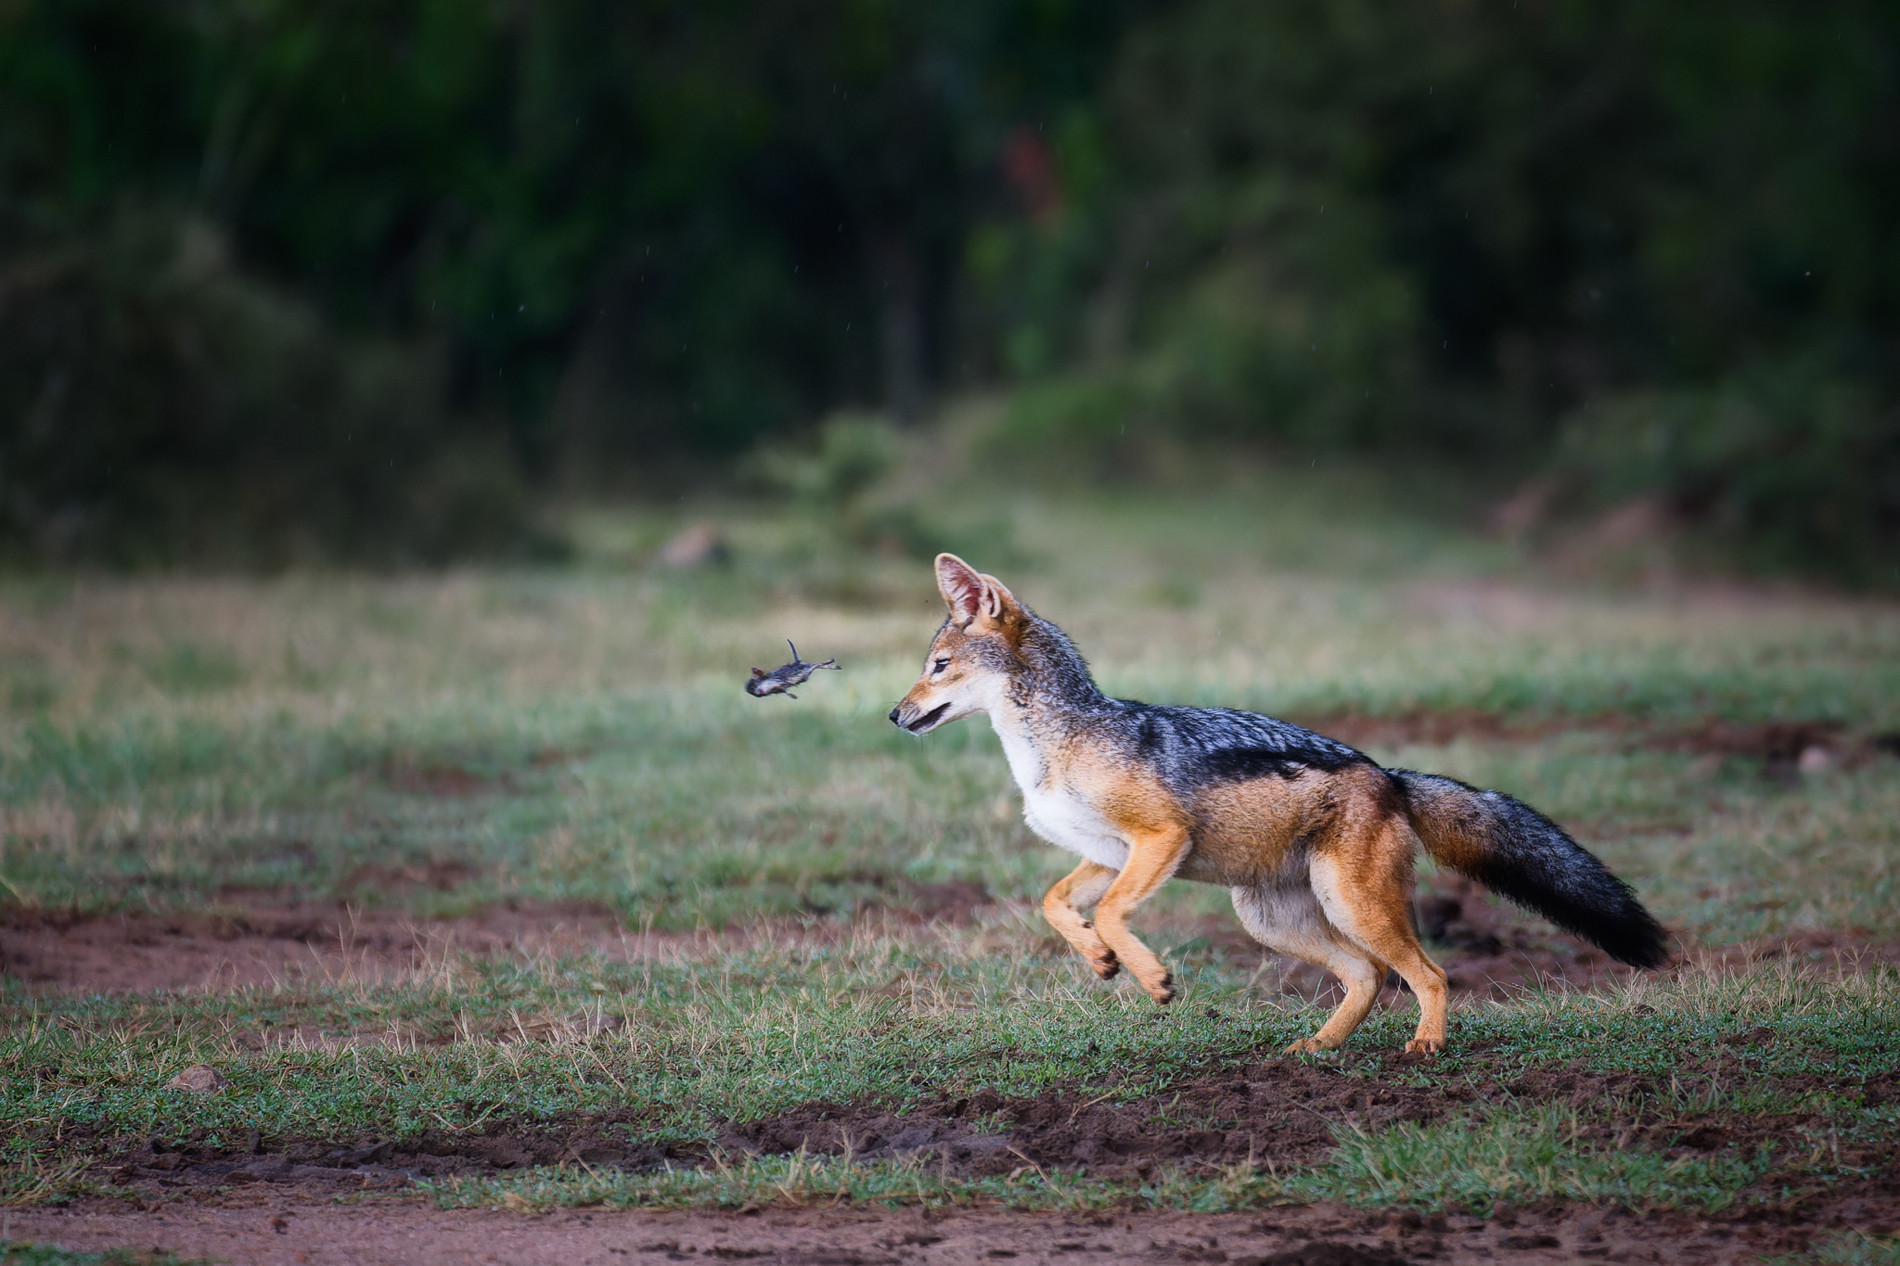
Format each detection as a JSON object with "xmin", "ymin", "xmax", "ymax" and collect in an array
[{"xmin": 889, "ymin": 698, "xmax": 951, "ymax": 734}]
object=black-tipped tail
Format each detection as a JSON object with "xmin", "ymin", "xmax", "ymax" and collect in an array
[{"xmin": 1391, "ymin": 769, "xmax": 1669, "ymax": 969}]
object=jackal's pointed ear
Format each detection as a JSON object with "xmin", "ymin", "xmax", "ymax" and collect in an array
[
  {"xmin": 935, "ymin": 553, "xmax": 986, "ymax": 627},
  {"xmin": 977, "ymin": 573, "xmax": 1017, "ymax": 622}
]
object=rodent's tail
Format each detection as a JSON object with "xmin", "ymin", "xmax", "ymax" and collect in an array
[{"xmin": 1391, "ymin": 769, "xmax": 1669, "ymax": 969}]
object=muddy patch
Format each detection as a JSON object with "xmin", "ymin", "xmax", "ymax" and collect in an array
[
  {"xmin": 717, "ymin": 1053, "xmax": 1896, "ymax": 1185},
  {"xmin": 1696, "ymin": 927, "xmax": 1900, "ymax": 975},
  {"xmin": 0, "ymin": 886, "xmax": 997, "ymax": 997},
  {"xmin": 16, "ymin": 1161, "xmax": 1897, "ymax": 1266},
  {"xmin": 96, "ymin": 1113, "xmax": 678, "ymax": 1198},
  {"xmin": 861, "ymin": 878, "xmax": 993, "ymax": 925},
  {"xmin": 0, "ymin": 901, "xmax": 634, "ymax": 994},
  {"xmin": 337, "ymin": 859, "xmax": 480, "ymax": 898},
  {"xmin": 380, "ymin": 761, "xmax": 519, "ymax": 796},
  {"xmin": 720, "ymin": 1058, "xmax": 1471, "ymax": 1178},
  {"xmin": 1295, "ymin": 710, "xmax": 1893, "ymax": 779},
  {"xmin": 6, "ymin": 1197, "xmax": 1838, "ymax": 1266},
  {"xmin": 374, "ymin": 746, "xmax": 581, "ymax": 797}
]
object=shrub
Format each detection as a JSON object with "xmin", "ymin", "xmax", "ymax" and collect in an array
[
  {"xmin": 1561, "ymin": 363, "xmax": 1900, "ymax": 585},
  {"xmin": 0, "ymin": 213, "xmax": 551, "ymax": 568}
]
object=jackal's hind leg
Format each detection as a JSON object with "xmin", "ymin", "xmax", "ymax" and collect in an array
[
  {"xmin": 1232, "ymin": 882, "xmax": 1384, "ymax": 1053},
  {"xmin": 1042, "ymin": 860, "xmax": 1120, "ymax": 980},
  {"xmin": 1309, "ymin": 834, "xmax": 1450, "ymax": 1055}
]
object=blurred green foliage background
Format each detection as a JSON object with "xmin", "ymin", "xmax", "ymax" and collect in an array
[{"xmin": 2, "ymin": 1, "xmax": 1895, "ymax": 578}]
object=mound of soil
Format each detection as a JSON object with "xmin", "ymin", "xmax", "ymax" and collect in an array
[
  {"xmin": 718, "ymin": 1051, "xmax": 1898, "ymax": 1183},
  {"xmin": 720, "ymin": 1058, "xmax": 1464, "ymax": 1178},
  {"xmin": 102, "ymin": 1112, "xmax": 676, "ymax": 1197}
]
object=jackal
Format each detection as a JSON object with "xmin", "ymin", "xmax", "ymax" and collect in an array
[{"xmin": 889, "ymin": 554, "xmax": 1667, "ymax": 1054}]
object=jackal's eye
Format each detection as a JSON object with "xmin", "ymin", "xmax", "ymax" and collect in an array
[{"xmin": 932, "ymin": 658, "xmax": 950, "ymax": 675}]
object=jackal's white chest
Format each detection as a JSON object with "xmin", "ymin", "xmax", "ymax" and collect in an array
[{"xmin": 992, "ymin": 723, "xmax": 1129, "ymax": 871}]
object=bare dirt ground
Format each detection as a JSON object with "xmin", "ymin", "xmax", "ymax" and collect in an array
[{"xmin": 14, "ymin": 1185, "xmax": 1887, "ymax": 1266}]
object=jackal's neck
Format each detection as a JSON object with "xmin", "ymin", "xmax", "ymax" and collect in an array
[
  {"xmin": 986, "ymin": 612, "xmax": 1109, "ymax": 786},
  {"xmin": 1013, "ymin": 614, "xmax": 1109, "ymax": 718}
]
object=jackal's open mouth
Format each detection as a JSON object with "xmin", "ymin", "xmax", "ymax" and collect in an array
[{"xmin": 904, "ymin": 703, "xmax": 951, "ymax": 734}]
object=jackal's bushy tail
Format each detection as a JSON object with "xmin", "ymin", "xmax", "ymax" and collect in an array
[{"xmin": 1391, "ymin": 769, "xmax": 1669, "ymax": 968}]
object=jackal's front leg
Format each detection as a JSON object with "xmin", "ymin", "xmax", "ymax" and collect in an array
[
  {"xmin": 1093, "ymin": 826, "xmax": 1190, "ymax": 1004},
  {"xmin": 1042, "ymin": 860, "xmax": 1120, "ymax": 980}
]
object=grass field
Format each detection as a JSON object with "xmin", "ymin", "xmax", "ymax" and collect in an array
[{"xmin": 3, "ymin": 470, "xmax": 1898, "ymax": 1263}]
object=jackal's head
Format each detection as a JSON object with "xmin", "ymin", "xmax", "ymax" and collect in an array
[{"xmin": 888, "ymin": 553, "xmax": 1025, "ymax": 736}]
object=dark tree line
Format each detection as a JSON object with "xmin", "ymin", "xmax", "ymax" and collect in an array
[{"xmin": 2, "ymin": 1, "xmax": 1895, "ymax": 576}]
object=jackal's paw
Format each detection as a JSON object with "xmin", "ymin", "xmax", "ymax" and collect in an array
[
  {"xmin": 1403, "ymin": 1037, "xmax": 1444, "ymax": 1056},
  {"xmin": 1145, "ymin": 973, "xmax": 1175, "ymax": 1005},
  {"xmin": 1283, "ymin": 1037, "xmax": 1331, "ymax": 1056},
  {"xmin": 1087, "ymin": 951, "xmax": 1120, "ymax": 981}
]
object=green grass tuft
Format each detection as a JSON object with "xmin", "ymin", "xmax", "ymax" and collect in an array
[
  {"xmin": 0, "ymin": 1244, "xmax": 202, "ymax": 1266},
  {"xmin": 1289, "ymin": 1105, "xmax": 1772, "ymax": 1214}
]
